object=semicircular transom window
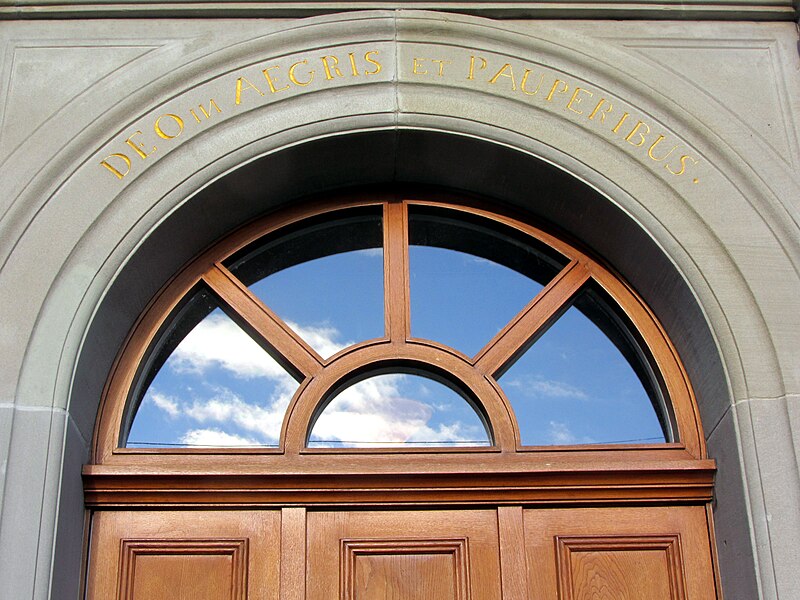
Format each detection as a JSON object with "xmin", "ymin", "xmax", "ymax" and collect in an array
[{"xmin": 121, "ymin": 198, "xmax": 676, "ymax": 451}]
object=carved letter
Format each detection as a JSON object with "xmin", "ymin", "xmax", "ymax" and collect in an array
[
  {"xmin": 467, "ymin": 56, "xmax": 487, "ymax": 80},
  {"xmin": 289, "ymin": 60, "xmax": 315, "ymax": 86},
  {"xmin": 262, "ymin": 65, "xmax": 291, "ymax": 93},
  {"xmin": 235, "ymin": 76, "xmax": 265, "ymax": 105},
  {"xmin": 100, "ymin": 153, "xmax": 132, "ymax": 179},
  {"xmin": 520, "ymin": 69, "xmax": 544, "ymax": 95},
  {"xmin": 364, "ymin": 50, "xmax": 382, "ymax": 76},
  {"xmin": 648, "ymin": 135, "xmax": 679, "ymax": 162},
  {"xmin": 124, "ymin": 130, "xmax": 156, "ymax": 159},
  {"xmin": 546, "ymin": 79, "xmax": 569, "ymax": 102},
  {"xmin": 190, "ymin": 99, "xmax": 222, "ymax": 123},
  {"xmin": 348, "ymin": 52, "xmax": 360, "ymax": 77},
  {"xmin": 412, "ymin": 58, "xmax": 429, "ymax": 75},
  {"xmin": 321, "ymin": 55, "xmax": 344, "ymax": 80},
  {"xmin": 154, "ymin": 114, "xmax": 184, "ymax": 140},
  {"xmin": 611, "ymin": 112, "xmax": 630, "ymax": 134},
  {"xmin": 566, "ymin": 87, "xmax": 593, "ymax": 115},
  {"xmin": 432, "ymin": 59, "xmax": 451, "ymax": 77},
  {"xmin": 666, "ymin": 154, "xmax": 698, "ymax": 176},
  {"xmin": 489, "ymin": 63, "xmax": 516, "ymax": 90},
  {"xmin": 588, "ymin": 98, "xmax": 613, "ymax": 123},
  {"xmin": 625, "ymin": 120, "xmax": 650, "ymax": 147}
]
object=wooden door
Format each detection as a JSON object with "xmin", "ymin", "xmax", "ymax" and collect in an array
[{"xmin": 86, "ymin": 505, "xmax": 717, "ymax": 599}]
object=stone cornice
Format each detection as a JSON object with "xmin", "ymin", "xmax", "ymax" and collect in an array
[{"xmin": 0, "ymin": 0, "xmax": 796, "ymax": 20}]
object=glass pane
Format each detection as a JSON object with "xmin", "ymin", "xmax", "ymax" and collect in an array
[
  {"xmin": 308, "ymin": 372, "xmax": 491, "ymax": 448},
  {"xmin": 225, "ymin": 208, "xmax": 383, "ymax": 358},
  {"xmin": 409, "ymin": 206, "xmax": 567, "ymax": 357},
  {"xmin": 498, "ymin": 288, "xmax": 668, "ymax": 446},
  {"xmin": 126, "ymin": 289, "xmax": 299, "ymax": 448}
]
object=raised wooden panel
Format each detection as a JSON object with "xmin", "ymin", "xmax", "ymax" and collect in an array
[
  {"xmin": 86, "ymin": 510, "xmax": 280, "ymax": 600},
  {"xmin": 119, "ymin": 539, "xmax": 247, "ymax": 600},
  {"xmin": 342, "ymin": 538, "xmax": 469, "ymax": 600},
  {"xmin": 307, "ymin": 510, "xmax": 501, "ymax": 600},
  {"xmin": 524, "ymin": 506, "xmax": 718, "ymax": 599},
  {"xmin": 556, "ymin": 536, "xmax": 685, "ymax": 600}
]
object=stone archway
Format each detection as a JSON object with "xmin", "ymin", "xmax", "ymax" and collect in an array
[{"xmin": 3, "ymin": 11, "xmax": 798, "ymax": 599}]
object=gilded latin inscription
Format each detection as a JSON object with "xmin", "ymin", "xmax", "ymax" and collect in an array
[
  {"xmin": 100, "ymin": 48, "xmax": 700, "ymax": 184},
  {"xmin": 100, "ymin": 50, "xmax": 383, "ymax": 180}
]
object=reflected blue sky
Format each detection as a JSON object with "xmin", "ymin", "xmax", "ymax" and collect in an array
[
  {"xmin": 249, "ymin": 249, "xmax": 385, "ymax": 357},
  {"xmin": 128, "ymin": 232, "xmax": 665, "ymax": 448},
  {"xmin": 499, "ymin": 303, "xmax": 665, "ymax": 445},
  {"xmin": 410, "ymin": 245, "xmax": 543, "ymax": 357}
]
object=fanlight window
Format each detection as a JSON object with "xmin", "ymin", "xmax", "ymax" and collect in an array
[{"xmin": 117, "ymin": 197, "xmax": 676, "ymax": 453}]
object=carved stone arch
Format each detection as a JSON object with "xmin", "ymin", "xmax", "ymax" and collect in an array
[{"xmin": 4, "ymin": 9, "xmax": 797, "ymax": 599}]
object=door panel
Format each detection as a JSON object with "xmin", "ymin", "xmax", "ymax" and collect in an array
[
  {"xmin": 86, "ymin": 510, "xmax": 280, "ymax": 600},
  {"xmin": 523, "ymin": 506, "xmax": 717, "ymax": 600},
  {"xmin": 306, "ymin": 510, "xmax": 502, "ymax": 600},
  {"xmin": 86, "ymin": 506, "xmax": 718, "ymax": 599}
]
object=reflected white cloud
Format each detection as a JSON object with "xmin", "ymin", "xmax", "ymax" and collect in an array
[
  {"xmin": 310, "ymin": 374, "xmax": 485, "ymax": 446},
  {"xmin": 505, "ymin": 375, "xmax": 588, "ymax": 400},
  {"xmin": 148, "ymin": 392, "xmax": 180, "ymax": 418},
  {"xmin": 181, "ymin": 428, "xmax": 262, "ymax": 447},
  {"xmin": 547, "ymin": 421, "xmax": 594, "ymax": 444},
  {"xmin": 143, "ymin": 314, "xmax": 484, "ymax": 447},
  {"xmin": 169, "ymin": 313, "xmax": 288, "ymax": 379}
]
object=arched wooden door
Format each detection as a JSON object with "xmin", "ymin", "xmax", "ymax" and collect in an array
[{"xmin": 84, "ymin": 194, "xmax": 719, "ymax": 599}]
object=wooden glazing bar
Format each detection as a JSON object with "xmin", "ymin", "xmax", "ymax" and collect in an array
[
  {"xmin": 474, "ymin": 260, "xmax": 590, "ymax": 377},
  {"xmin": 204, "ymin": 264, "xmax": 324, "ymax": 379},
  {"xmin": 280, "ymin": 507, "xmax": 307, "ymax": 600},
  {"xmin": 498, "ymin": 506, "xmax": 528, "ymax": 600},
  {"xmin": 383, "ymin": 200, "xmax": 411, "ymax": 343}
]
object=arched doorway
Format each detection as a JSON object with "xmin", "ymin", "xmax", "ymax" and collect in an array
[{"xmin": 84, "ymin": 190, "xmax": 718, "ymax": 598}]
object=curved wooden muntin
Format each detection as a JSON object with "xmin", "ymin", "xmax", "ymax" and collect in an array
[{"xmin": 86, "ymin": 192, "xmax": 713, "ymax": 507}]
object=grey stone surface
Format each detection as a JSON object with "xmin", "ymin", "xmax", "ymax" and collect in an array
[
  {"xmin": 708, "ymin": 407, "xmax": 759, "ymax": 600},
  {"xmin": 736, "ymin": 396, "xmax": 800, "ymax": 599},
  {"xmin": 0, "ymin": 404, "xmax": 13, "ymax": 517},
  {"xmin": 0, "ymin": 407, "xmax": 66, "ymax": 600},
  {"xmin": 0, "ymin": 11, "xmax": 798, "ymax": 599},
  {"xmin": 50, "ymin": 416, "xmax": 89, "ymax": 600}
]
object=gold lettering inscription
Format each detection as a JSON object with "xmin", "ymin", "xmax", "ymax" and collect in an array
[
  {"xmin": 666, "ymin": 154, "xmax": 698, "ymax": 176},
  {"xmin": 588, "ymin": 98, "xmax": 613, "ymax": 123},
  {"xmin": 99, "ymin": 48, "xmax": 699, "ymax": 185},
  {"xmin": 432, "ymin": 59, "xmax": 451, "ymax": 77},
  {"xmin": 611, "ymin": 112, "xmax": 630, "ymax": 134},
  {"xmin": 520, "ymin": 69, "xmax": 544, "ymax": 96},
  {"xmin": 190, "ymin": 99, "xmax": 222, "ymax": 123},
  {"xmin": 459, "ymin": 55, "xmax": 699, "ymax": 180},
  {"xmin": 348, "ymin": 52, "xmax": 360, "ymax": 77},
  {"xmin": 154, "ymin": 114, "xmax": 184, "ymax": 140},
  {"xmin": 125, "ymin": 130, "xmax": 156, "ymax": 159},
  {"xmin": 489, "ymin": 63, "xmax": 517, "ymax": 90},
  {"xmin": 648, "ymin": 135, "xmax": 679, "ymax": 162},
  {"xmin": 321, "ymin": 55, "xmax": 344, "ymax": 80},
  {"xmin": 262, "ymin": 65, "xmax": 291, "ymax": 93},
  {"xmin": 100, "ymin": 153, "xmax": 132, "ymax": 179},
  {"xmin": 467, "ymin": 56, "xmax": 487, "ymax": 80},
  {"xmin": 364, "ymin": 50, "xmax": 382, "ymax": 76},
  {"xmin": 625, "ymin": 120, "xmax": 650, "ymax": 147},
  {"xmin": 546, "ymin": 79, "xmax": 569, "ymax": 102},
  {"xmin": 566, "ymin": 87, "xmax": 592, "ymax": 115},
  {"xmin": 289, "ymin": 60, "xmax": 315, "ymax": 86},
  {"xmin": 235, "ymin": 77, "xmax": 265, "ymax": 105}
]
